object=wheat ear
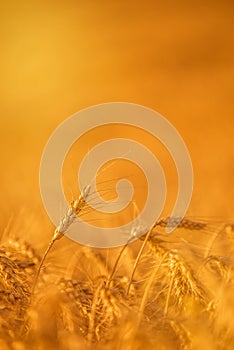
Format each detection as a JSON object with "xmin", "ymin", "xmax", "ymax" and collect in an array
[
  {"xmin": 31, "ymin": 185, "xmax": 91, "ymax": 294},
  {"xmin": 126, "ymin": 216, "xmax": 207, "ymax": 296}
]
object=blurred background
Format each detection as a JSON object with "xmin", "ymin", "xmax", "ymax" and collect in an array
[{"xmin": 0, "ymin": 0, "xmax": 234, "ymax": 243}]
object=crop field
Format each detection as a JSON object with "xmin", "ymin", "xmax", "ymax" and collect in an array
[{"xmin": 0, "ymin": 1, "xmax": 234, "ymax": 349}]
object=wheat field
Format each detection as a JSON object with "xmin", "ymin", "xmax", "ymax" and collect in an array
[
  {"xmin": 0, "ymin": 215, "xmax": 234, "ymax": 349},
  {"xmin": 1, "ymin": 1, "xmax": 234, "ymax": 349}
]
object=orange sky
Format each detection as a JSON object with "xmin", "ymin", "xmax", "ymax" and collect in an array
[{"xmin": 0, "ymin": 1, "xmax": 234, "ymax": 231}]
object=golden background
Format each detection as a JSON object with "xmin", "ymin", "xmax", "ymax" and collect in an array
[{"xmin": 0, "ymin": 1, "xmax": 234, "ymax": 242}]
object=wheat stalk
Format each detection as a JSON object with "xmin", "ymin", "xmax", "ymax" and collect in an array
[{"xmin": 31, "ymin": 185, "xmax": 91, "ymax": 294}]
